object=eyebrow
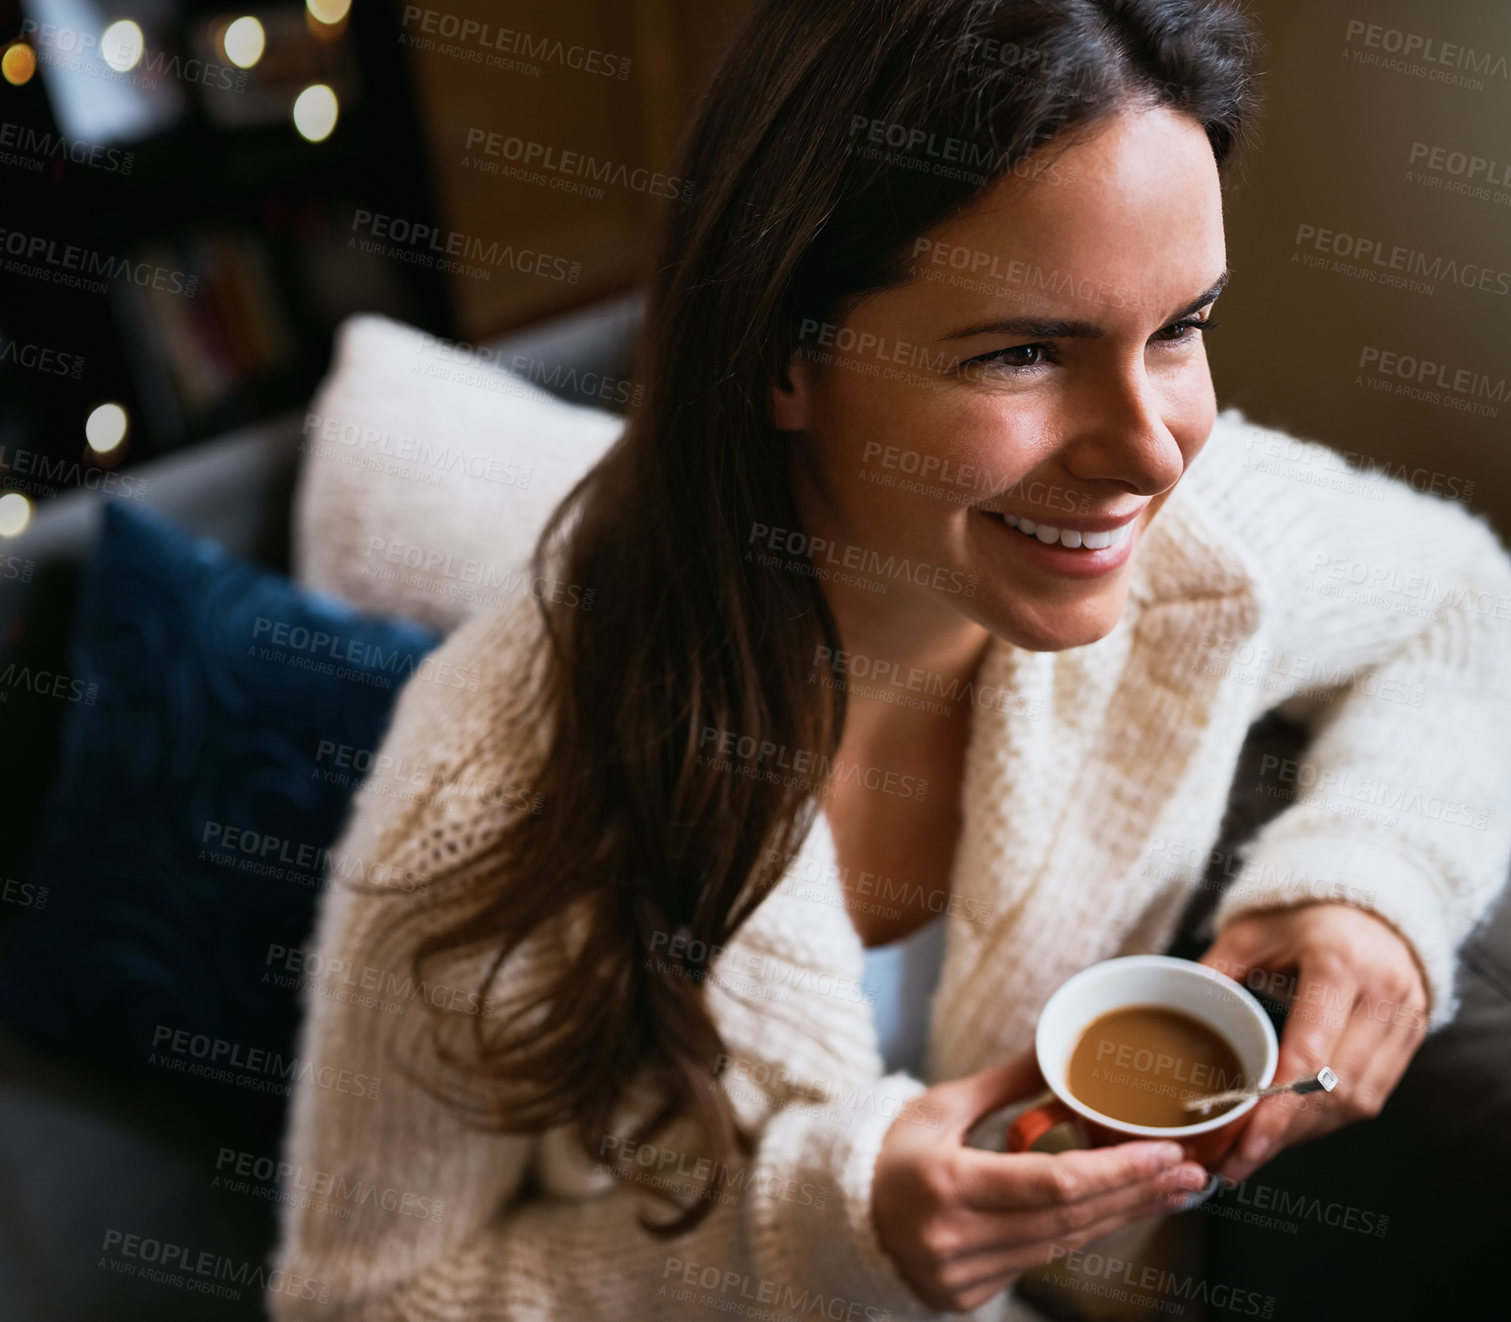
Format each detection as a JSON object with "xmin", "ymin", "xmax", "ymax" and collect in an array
[{"xmin": 939, "ymin": 269, "xmax": 1230, "ymax": 342}]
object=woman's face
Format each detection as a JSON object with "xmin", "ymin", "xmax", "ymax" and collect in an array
[{"xmin": 777, "ymin": 106, "xmax": 1228, "ymax": 653}]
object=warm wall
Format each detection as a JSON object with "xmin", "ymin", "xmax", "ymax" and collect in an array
[
  {"xmin": 1209, "ymin": 0, "xmax": 1511, "ymax": 536},
  {"xmin": 401, "ymin": 0, "xmax": 748, "ymax": 339},
  {"xmin": 407, "ymin": 0, "xmax": 1511, "ymax": 535}
]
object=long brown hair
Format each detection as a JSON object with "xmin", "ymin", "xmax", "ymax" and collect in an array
[{"xmin": 367, "ymin": 0, "xmax": 1260, "ymax": 1235}]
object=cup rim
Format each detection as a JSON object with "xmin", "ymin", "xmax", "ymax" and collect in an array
[{"xmin": 1034, "ymin": 954, "xmax": 1280, "ymax": 1139}]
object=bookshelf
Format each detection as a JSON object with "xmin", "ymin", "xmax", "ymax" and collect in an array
[{"xmin": 0, "ymin": 0, "xmax": 452, "ymax": 490}]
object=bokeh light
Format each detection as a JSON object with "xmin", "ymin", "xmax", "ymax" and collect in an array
[
  {"xmin": 85, "ymin": 402, "xmax": 129, "ymax": 454},
  {"xmin": 102, "ymin": 20, "xmax": 146, "ymax": 73},
  {"xmin": 292, "ymin": 84, "xmax": 339, "ymax": 142},
  {"xmin": 1, "ymin": 43, "xmax": 37, "ymax": 86},
  {"xmin": 0, "ymin": 492, "xmax": 32, "ymax": 539},
  {"xmin": 306, "ymin": 0, "xmax": 353, "ymax": 24},
  {"xmin": 223, "ymin": 16, "xmax": 266, "ymax": 69}
]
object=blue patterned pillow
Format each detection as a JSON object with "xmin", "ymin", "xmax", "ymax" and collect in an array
[{"xmin": 0, "ymin": 499, "xmax": 443, "ymax": 1121}]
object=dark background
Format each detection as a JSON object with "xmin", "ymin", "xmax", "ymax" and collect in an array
[
  {"xmin": 0, "ymin": 2, "xmax": 1507, "ymax": 1320},
  {"xmin": 1, "ymin": 0, "xmax": 1506, "ymax": 534}
]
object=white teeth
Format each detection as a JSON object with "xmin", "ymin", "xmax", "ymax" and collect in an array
[
  {"xmin": 987, "ymin": 506, "xmax": 1139, "ymax": 550},
  {"xmin": 999, "ymin": 517, "xmax": 1137, "ymax": 550}
]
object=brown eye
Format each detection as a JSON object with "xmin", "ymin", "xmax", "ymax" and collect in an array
[
  {"xmin": 999, "ymin": 344, "xmax": 1047, "ymax": 366},
  {"xmin": 1153, "ymin": 315, "xmax": 1218, "ymax": 343},
  {"xmin": 971, "ymin": 343, "xmax": 1050, "ymax": 370}
]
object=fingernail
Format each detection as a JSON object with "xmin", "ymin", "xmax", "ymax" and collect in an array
[
  {"xmin": 1239, "ymin": 1134, "xmax": 1271, "ymax": 1164},
  {"xmin": 1156, "ymin": 1143, "xmax": 1185, "ymax": 1165}
]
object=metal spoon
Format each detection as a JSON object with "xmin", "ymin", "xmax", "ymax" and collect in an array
[{"xmin": 1182, "ymin": 1066, "xmax": 1339, "ymax": 1115}]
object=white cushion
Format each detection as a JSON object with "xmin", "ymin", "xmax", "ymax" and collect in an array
[{"xmin": 292, "ymin": 313, "xmax": 622, "ymax": 632}]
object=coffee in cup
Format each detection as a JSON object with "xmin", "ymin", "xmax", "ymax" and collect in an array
[
  {"xmin": 1007, "ymin": 955, "xmax": 1279, "ymax": 1176},
  {"xmin": 1065, "ymin": 1003, "xmax": 1247, "ymax": 1127}
]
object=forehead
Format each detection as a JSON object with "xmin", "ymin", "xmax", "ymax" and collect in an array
[{"xmin": 903, "ymin": 107, "xmax": 1226, "ymax": 324}]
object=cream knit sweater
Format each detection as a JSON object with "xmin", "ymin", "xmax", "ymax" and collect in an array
[{"xmin": 266, "ymin": 410, "xmax": 1511, "ymax": 1321}]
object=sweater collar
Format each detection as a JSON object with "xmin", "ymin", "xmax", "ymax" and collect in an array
[
  {"xmin": 720, "ymin": 422, "xmax": 1266, "ymax": 1083},
  {"xmin": 922, "ymin": 432, "xmax": 1266, "ymax": 1075}
]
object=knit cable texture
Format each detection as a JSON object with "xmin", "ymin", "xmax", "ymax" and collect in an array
[{"xmin": 267, "ymin": 409, "xmax": 1511, "ymax": 1320}]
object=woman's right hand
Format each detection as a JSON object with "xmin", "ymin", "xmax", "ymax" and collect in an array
[{"xmin": 871, "ymin": 1050, "xmax": 1211, "ymax": 1314}]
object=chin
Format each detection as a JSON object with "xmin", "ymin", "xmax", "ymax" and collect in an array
[{"xmin": 985, "ymin": 593, "xmax": 1129, "ymax": 653}]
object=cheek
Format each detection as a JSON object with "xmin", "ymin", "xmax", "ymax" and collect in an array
[
  {"xmin": 950, "ymin": 394, "xmax": 1048, "ymax": 479},
  {"xmin": 1174, "ymin": 390, "xmax": 1217, "ymax": 466},
  {"xmin": 1162, "ymin": 358, "xmax": 1218, "ymax": 462},
  {"xmin": 821, "ymin": 372, "xmax": 940, "ymax": 462},
  {"xmin": 828, "ymin": 378, "xmax": 1044, "ymax": 496}
]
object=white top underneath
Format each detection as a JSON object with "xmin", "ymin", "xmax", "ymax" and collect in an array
[{"xmin": 859, "ymin": 911, "xmax": 950, "ymax": 1077}]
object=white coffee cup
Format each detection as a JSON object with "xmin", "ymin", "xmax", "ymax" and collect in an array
[{"xmin": 1008, "ymin": 955, "xmax": 1279, "ymax": 1176}]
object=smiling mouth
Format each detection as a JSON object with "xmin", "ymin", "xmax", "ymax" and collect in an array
[{"xmin": 982, "ymin": 511, "xmax": 1136, "ymax": 551}]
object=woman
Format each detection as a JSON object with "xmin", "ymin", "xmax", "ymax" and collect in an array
[{"xmin": 269, "ymin": 0, "xmax": 1511, "ymax": 1318}]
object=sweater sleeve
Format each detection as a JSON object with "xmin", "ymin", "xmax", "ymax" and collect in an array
[
  {"xmin": 264, "ymin": 600, "xmax": 946, "ymax": 1322},
  {"xmin": 1194, "ymin": 410, "xmax": 1511, "ymax": 1029}
]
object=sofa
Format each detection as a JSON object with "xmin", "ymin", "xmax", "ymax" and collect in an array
[{"xmin": 0, "ymin": 290, "xmax": 1506, "ymax": 1321}]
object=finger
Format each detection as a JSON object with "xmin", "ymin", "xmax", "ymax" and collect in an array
[
  {"xmin": 931, "ymin": 1049, "xmax": 1047, "ymax": 1141},
  {"xmin": 1197, "ymin": 918, "xmax": 1277, "ymax": 989},
  {"xmin": 1311, "ymin": 985, "xmax": 1418, "ymax": 1135},
  {"xmin": 955, "ymin": 1138, "xmax": 1186, "ymax": 1212},
  {"xmin": 969, "ymin": 1187, "xmax": 1193, "ymax": 1283},
  {"xmin": 1218, "ymin": 957, "xmax": 1358, "ymax": 1182},
  {"xmin": 1217, "ymin": 973, "xmax": 1428, "ymax": 1186},
  {"xmin": 920, "ymin": 1188, "xmax": 1192, "ymax": 1313},
  {"xmin": 950, "ymin": 1161, "xmax": 1209, "ymax": 1254}
]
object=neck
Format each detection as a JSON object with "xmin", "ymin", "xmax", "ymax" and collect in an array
[{"xmin": 821, "ymin": 579, "xmax": 994, "ymax": 746}]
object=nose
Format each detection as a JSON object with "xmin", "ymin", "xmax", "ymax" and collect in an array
[{"xmin": 1057, "ymin": 365, "xmax": 1189, "ymax": 498}]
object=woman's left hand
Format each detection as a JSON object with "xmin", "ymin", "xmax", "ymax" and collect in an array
[{"xmin": 1197, "ymin": 902, "xmax": 1430, "ymax": 1184}]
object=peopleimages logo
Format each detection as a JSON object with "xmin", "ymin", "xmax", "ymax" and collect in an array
[
  {"xmin": 263, "ymin": 941, "xmax": 500, "ymax": 1018},
  {"xmin": 1293, "ymin": 223, "xmax": 1511, "ymax": 296},
  {"xmin": 0, "ymin": 333, "xmax": 85, "ymax": 377},
  {"xmin": 348, "ymin": 210, "xmax": 581, "ymax": 285},
  {"xmin": 249, "ymin": 615, "xmax": 481, "ymax": 691},
  {"xmin": 0, "ymin": 227, "xmax": 197, "ymax": 296},
  {"xmin": 1342, "ymin": 19, "xmax": 1509, "ymax": 80},
  {"xmin": 0, "ymin": 442, "xmax": 150, "ymax": 500},
  {"xmin": 100, "ymin": 1227, "xmax": 330, "ymax": 1304},
  {"xmin": 747, "ymin": 522, "xmax": 979, "ymax": 598},
  {"xmin": 1408, "ymin": 141, "xmax": 1511, "ymax": 187},
  {"xmin": 214, "ymin": 1147, "xmax": 447, "ymax": 1223},
  {"xmin": 18, "ymin": 20, "xmax": 248, "ymax": 93},
  {"xmin": 847, "ymin": 113, "xmax": 1070, "ymax": 186},
  {"xmin": 0, "ymin": 662, "xmax": 97, "ymax": 705},
  {"xmin": 1358, "ymin": 346, "xmax": 1506, "ymax": 405},
  {"xmin": 0, "ymin": 121, "xmax": 134, "ymax": 173},
  {"xmin": 814, "ymin": 644, "xmax": 1043, "ymax": 721},
  {"xmin": 399, "ymin": 7, "xmax": 631, "ymax": 78},
  {"xmin": 697, "ymin": 726, "xmax": 930, "ymax": 802},
  {"xmin": 1357, "ymin": 345, "xmax": 1504, "ymax": 421},
  {"xmin": 462, "ymin": 129, "xmax": 693, "ymax": 202},
  {"xmin": 149, "ymin": 1024, "xmax": 382, "ymax": 1100},
  {"xmin": 660, "ymin": 1258, "xmax": 889, "ymax": 1321}
]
